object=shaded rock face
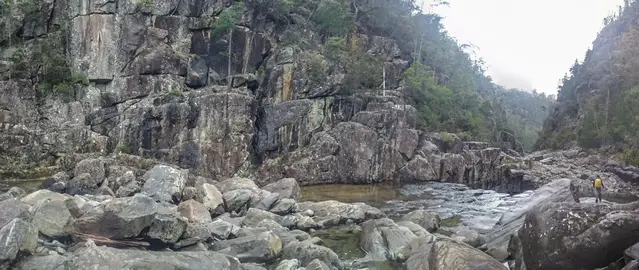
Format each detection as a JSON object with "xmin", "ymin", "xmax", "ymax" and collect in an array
[{"xmin": 519, "ymin": 202, "xmax": 639, "ymax": 270}]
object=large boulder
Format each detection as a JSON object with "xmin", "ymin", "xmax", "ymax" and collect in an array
[
  {"xmin": 451, "ymin": 228, "xmax": 484, "ymax": 248},
  {"xmin": 224, "ymin": 189, "xmax": 253, "ymax": 214},
  {"xmin": 71, "ymin": 158, "xmax": 107, "ymax": 191},
  {"xmin": 282, "ymin": 240, "xmax": 343, "ymax": 270},
  {"xmin": 405, "ymin": 238, "xmax": 507, "ymax": 270},
  {"xmin": 519, "ymin": 202, "xmax": 639, "ymax": 270},
  {"xmin": 178, "ymin": 200, "xmax": 212, "ymax": 224},
  {"xmin": 211, "ymin": 231, "xmax": 283, "ymax": 263},
  {"xmin": 0, "ymin": 218, "xmax": 38, "ymax": 262},
  {"xmin": 197, "ymin": 183, "xmax": 224, "ymax": 214},
  {"xmin": 0, "ymin": 187, "xmax": 26, "ymax": 202},
  {"xmin": 298, "ymin": 200, "xmax": 385, "ymax": 228},
  {"xmin": 241, "ymin": 208, "xmax": 282, "ymax": 227},
  {"xmin": 400, "ymin": 210, "xmax": 440, "ymax": 233},
  {"xmin": 262, "ymin": 178, "xmax": 301, "ymax": 201},
  {"xmin": 146, "ymin": 213, "xmax": 187, "ymax": 245},
  {"xmin": 360, "ymin": 218, "xmax": 421, "ymax": 261},
  {"xmin": 74, "ymin": 194, "xmax": 158, "ymax": 239},
  {"xmin": 31, "ymin": 199, "xmax": 74, "ymax": 238},
  {"xmin": 20, "ymin": 190, "xmax": 68, "ymax": 206},
  {"xmin": 67, "ymin": 242, "xmax": 243, "ymax": 269},
  {"xmin": 13, "ymin": 253, "xmax": 69, "ymax": 270},
  {"xmin": 0, "ymin": 199, "xmax": 30, "ymax": 229},
  {"xmin": 141, "ymin": 165, "xmax": 188, "ymax": 204},
  {"xmin": 216, "ymin": 178, "xmax": 261, "ymax": 194}
]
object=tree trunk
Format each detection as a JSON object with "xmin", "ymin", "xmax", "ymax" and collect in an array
[
  {"xmin": 382, "ymin": 63, "xmax": 386, "ymax": 96},
  {"xmin": 227, "ymin": 27, "xmax": 233, "ymax": 89}
]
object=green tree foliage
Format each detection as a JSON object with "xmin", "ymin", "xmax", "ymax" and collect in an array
[
  {"xmin": 537, "ymin": 0, "xmax": 639, "ymax": 162},
  {"xmin": 8, "ymin": 34, "xmax": 88, "ymax": 99},
  {"xmin": 311, "ymin": 0, "xmax": 353, "ymax": 37},
  {"xmin": 343, "ymin": 52, "xmax": 383, "ymax": 90},
  {"xmin": 211, "ymin": 1, "xmax": 244, "ymax": 35}
]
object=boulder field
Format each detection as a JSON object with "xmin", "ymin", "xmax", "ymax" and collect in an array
[{"xmin": 0, "ymin": 154, "xmax": 638, "ymax": 269}]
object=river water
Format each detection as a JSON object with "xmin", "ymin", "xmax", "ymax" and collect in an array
[
  {"xmin": 301, "ymin": 181, "xmax": 534, "ymax": 233},
  {"xmin": 301, "ymin": 181, "xmax": 536, "ymax": 266}
]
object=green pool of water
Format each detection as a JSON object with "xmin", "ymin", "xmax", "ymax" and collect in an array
[
  {"xmin": 301, "ymin": 184, "xmax": 410, "ymax": 206},
  {"xmin": 310, "ymin": 225, "xmax": 365, "ymax": 260}
]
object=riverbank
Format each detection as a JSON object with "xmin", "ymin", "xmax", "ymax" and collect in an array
[{"xmin": 1, "ymin": 147, "xmax": 639, "ymax": 269}]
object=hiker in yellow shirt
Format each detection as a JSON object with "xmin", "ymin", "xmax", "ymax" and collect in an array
[{"xmin": 593, "ymin": 175, "xmax": 604, "ymax": 203}]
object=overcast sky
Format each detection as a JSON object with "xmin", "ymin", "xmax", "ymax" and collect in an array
[{"xmin": 428, "ymin": 0, "xmax": 624, "ymax": 95}]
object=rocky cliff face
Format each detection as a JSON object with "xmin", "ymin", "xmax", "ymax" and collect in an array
[{"xmin": 0, "ymin": 0, "xmax": 524, "ymax": 191}]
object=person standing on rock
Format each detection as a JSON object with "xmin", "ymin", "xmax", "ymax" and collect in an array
[{"xmin": 593, "ymin": 175, "xmax": 604, "ymax": 203}]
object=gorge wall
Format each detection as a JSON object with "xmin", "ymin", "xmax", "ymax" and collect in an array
[{"xmin": 0, "ymin": 0, "xmax": 534, "ymax": 191}]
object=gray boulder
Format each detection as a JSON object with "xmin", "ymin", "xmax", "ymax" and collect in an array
[
  {"xmin": 276, "ymin": 259, "xmax": 300, "ymax": 270},
  {"xmin": 263, "ymin": 178, "xmax": 301, "ymax": 201},
  {"xmin": 251, "ymin": 190, "xmax": 281, "ymax": 211},
  {"xmin": 197, "ymin": 183, "xmax": 224, "ymax": 215},
  {"xmin": 207, "ymin": 219, "xmax": 234, "ymax": 240},
  {"xmin": 211, "ymin": 231, "xmax": 282, "ymax": 263},
  {"xmin": 282, "ymin": 240, "xmax": 343, "ymax": 270},
  {"xmin": 298, "ymin": 200, "xmax": 385, "ymax": 228},
  {"xmin": 360, "ymin": 218, "xmax": 419, "ymax": 261},
  {"xmin": 216, "ymin": 177, "xmax": 260, "ymax": 194},
  {"xmin": 67, "ymin": 242, "xmax": 243, "ymax": 269},
  {"xmin": 74, "ymin": 194, "xmax": 158, "ymax": 239},
  {"xmin": 13, "ymin": 253, "xmax": 69, "ymax": 270},
  {"xmin": 306, "ymin": 259, "xmax": 332, "ymax": 270},
  {"xmin": 178, "ymin": 200, "xmax": 212, "ymax": 223},
  {"xmin": 270, "ymin": 198, "xmax": 298, "ymax": 215},
  {"xmin": 31, "ymin": 199, "xmax": 73, "ymax": 238},
  {"xmin": 72, "ymin": 158, "xmax": 107, "ymax": 190},
  {"xmin": 401, "ymin": 209, "xmax": 441, "ymax": 232},
  {"xmin": 519, "ymin": 202, "xmax": 639, "ymax": 270},
  {"xmin": 0, "ymin": 218, "xmax": 38, "ymax": 262},
  {"xmin": 0, "ymin": 199, "xmax": 30, "ymax": 229},
  {"xmin": 0, "ymin": 187, "xmax": 26, "ymax": 202},
  {"xmin": 182, "ymin": 187, "xmax": 198, "ymax": 201},
  {"xmin": 451, "ymin": 228, "xmax": 485, "ymax": 248},
  {"xmin": 141, "ymin": 165, "xmax": 188, "ymax": 203},
  {"xmin": 405, "ymin": 238, "xmax": 507, "ymax": 270},
  {"xmin": 21, "ymin": 190, "xmax": 68, "ymax": 206},
  {"xmin": 224, "ymin": 189, "xmax": 252, "ymax": 214},
  {"xmin": 147, "ymin": 214, "xmax": 187, "ymax": 244}
]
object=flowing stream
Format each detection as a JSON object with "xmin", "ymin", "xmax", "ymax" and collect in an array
[{"xmin": 301, "ymin": 181, "xmax": 535, "ymax": 263}]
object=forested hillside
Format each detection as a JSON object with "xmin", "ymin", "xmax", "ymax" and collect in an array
[
  {"xmin": 536, "ymin": 0, "xmax": 639, "ymax": 163},
  {"xmin": 495, "ymin": 89, "xmax": 554, "ymax": 151}
]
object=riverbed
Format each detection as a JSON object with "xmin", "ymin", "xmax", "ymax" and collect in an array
[{"xmin": 301, "ymin": 181, "xmax": 534, "ymax": 233}]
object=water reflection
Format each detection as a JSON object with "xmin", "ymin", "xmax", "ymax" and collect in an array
[{"xmin": 301, "ymin": 184, "xmax": 412, "ymax": 207}]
